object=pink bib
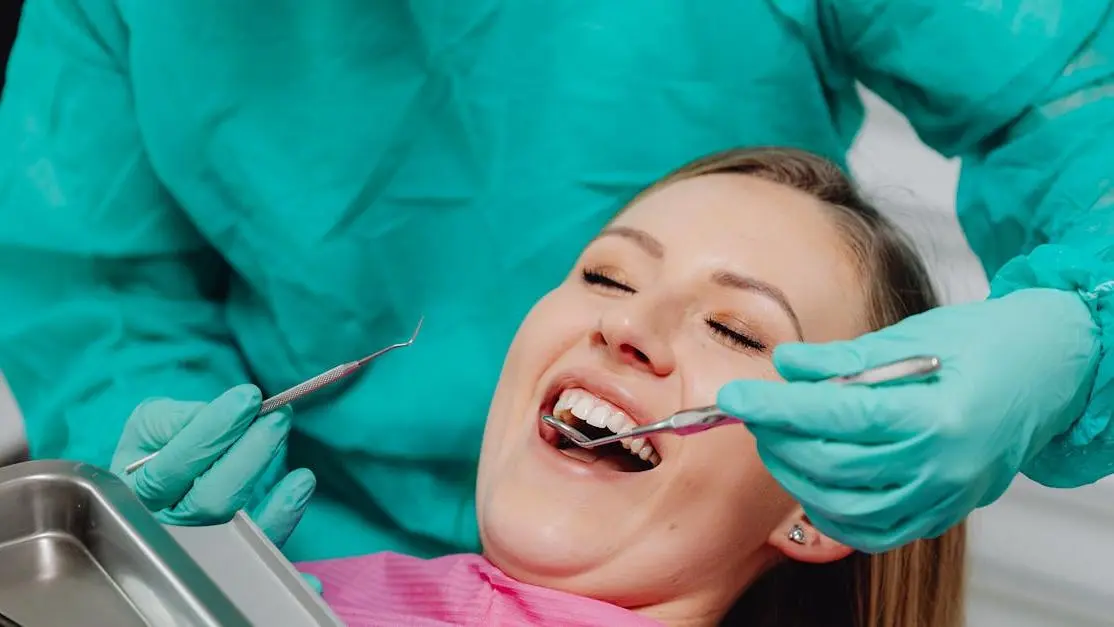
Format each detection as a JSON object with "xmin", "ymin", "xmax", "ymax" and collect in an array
[{"xmin": 297, "ymin": 552, "xmax": 663, "ymax": 626}]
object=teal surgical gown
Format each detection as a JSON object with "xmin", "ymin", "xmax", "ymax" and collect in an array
[{"xmin": 2, "ymin": 0, "xmax": 1114, "ymax": 560}]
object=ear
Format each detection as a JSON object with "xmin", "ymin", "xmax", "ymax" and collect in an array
[{"xmin": 767, "ymin": 509, "xmax": 854, "ymax": 564}]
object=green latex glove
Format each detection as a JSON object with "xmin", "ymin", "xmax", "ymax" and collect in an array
[
  {"xmin": 301, "ymin": 574, "xmax": 323, "ymax": 595},
  {"xmin": 110, "ymin": 384, "xmax": 316, "ymax": 549},
  {"xmin": 717, "ymin": 288, "xmax": 1100, "ymax": 553}
]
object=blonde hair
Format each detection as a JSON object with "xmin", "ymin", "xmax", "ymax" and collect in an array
[{"xmin": 638, "ymin": 148, "xmax": 966, "ymax": 627}]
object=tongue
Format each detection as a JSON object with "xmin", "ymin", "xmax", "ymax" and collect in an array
[{"xmin": 557, "ymin": 447, "xmax": 630, "ymax": 471}]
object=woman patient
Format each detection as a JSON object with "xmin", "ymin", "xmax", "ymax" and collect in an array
[
  {"xmin": 294, "ymin": 148, "xmax": 965, "ymax": 627},
  {"xmin": 116, "ymin": 147, "xmax": 965, "ymax": 626}
]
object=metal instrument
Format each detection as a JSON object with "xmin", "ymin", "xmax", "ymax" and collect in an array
[
  {"xmin": 124, "ymin": 317, "xmax": 423, "ymax": 474},
  {"xmin": 542, "ymin": 354, "xmax": 941, "ymax": 449}
]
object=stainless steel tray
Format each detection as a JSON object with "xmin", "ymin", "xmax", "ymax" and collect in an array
[
  {"xmin": 0, "ymin": 460, "xmax": 251, "ymax": 627},
  {"xmin": 0, "ymin": 373, "xmax": 28, "ymax": 468},
  {"xmin": 168, "ymin": 512, "xmax": 344, "ymax": 626}
]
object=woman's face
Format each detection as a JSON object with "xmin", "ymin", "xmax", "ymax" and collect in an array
[{"xmin": 476, "ymin": 173, "xmax": 871, "ymax": 622}]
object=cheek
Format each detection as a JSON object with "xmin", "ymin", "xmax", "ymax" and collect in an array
[
  {"xmin": 480, "ymin": 286, "xmax": 596, "ymax": 450},
  {"xmin": 705, "ymin": 430, "xmax": 784, "ymax": 502},
  {"xmin": 668, "ymin": 428, "xmax": 794, "ymax": 551},
  {"xmin": 665, "ymin": 354, "xmax": 794, "ymax": 534},
  {"xmin": 499, "ymin": 285, "xmax": 594, "ymax": 384}
]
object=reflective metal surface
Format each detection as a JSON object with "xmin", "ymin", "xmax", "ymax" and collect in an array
[
  {"xmin": 544, "ymin": 354, "xmax": 943, "ymax": 449},
  {"xmin": 0, "ymin": 461, "xmax": 250, "ymax": 626},
  {"xmin": 125, "ymin": 316, "xmax": 424, "ymax": 474},
  {"xmin": 168, "ymin": 512, "xmax": 344, "ymax": 626},
  {"xmin": 0, "ymin": 373, "xmax": 28, "ymax": 467}
]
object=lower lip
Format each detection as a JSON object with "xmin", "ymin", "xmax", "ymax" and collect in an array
[{"xmin": 532, "ymin": 414, "xmax": 645, "ymax": 481}]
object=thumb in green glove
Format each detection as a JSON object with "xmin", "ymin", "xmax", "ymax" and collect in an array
[{"xmin": 110, "ymin": 384, "xmax": 316, "ymax": 548}]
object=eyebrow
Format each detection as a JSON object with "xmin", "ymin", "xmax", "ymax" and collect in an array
[
  {"xmin": 712, "ymin": 271, "xmax": 803, "ymax": 340},
  {"xmin": 595, "ymin": 226, "xmax": 804, "ymax": 340},
  {"xmin": 597, "ymin": 226, "xmax": 664, "ymax": 259}
]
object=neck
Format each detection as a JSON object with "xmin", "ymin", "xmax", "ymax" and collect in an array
[
  {"xmin": 481, "ymin": 551, "xmax": 772, "ymax": 627},
  {"xmin": 632, "ymin": 597, "xmax": 729, "ymax": 627},
  {"xmin": 626, "ymin": 549, "xmax": 779, "ymax": 626}
]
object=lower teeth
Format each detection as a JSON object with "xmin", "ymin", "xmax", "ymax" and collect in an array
[{"xmin": 553, "ymin": 425, "xmax": 654, "ymax": 472}]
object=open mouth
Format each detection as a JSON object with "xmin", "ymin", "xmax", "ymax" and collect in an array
[{"xmin": 543, "ymin": 387, "xmax": 660, "ymax": 473}]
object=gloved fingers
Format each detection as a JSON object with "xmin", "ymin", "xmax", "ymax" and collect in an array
[
  {"xmin": 300, "ymin": 573, "xmax": 323, "ymax": 595},
  {"xmin": 896, "ymin": 488, "xmax": 970, "ymax": 542},
  {"xmin": 151, "ymin": 385, "xmax": 264, "ymax": 470},
  {"xmin": 132, "ymin": 385, "xmax": 263, "ymax": 508},
  {"xmin": 772, "ymin": 333, "xmax": 916, "ymax": 382},
  {"xmin": 773, "ymin": 341, "xmax": 870, "ymax": 381},
  {"xmin": 126, "ymin": 385, "xmax": 262, "ymax": 512},
  {"xmin": 748, "ymin": 425, "xmax": 921, "ymax": 489},
  {"xmin": 765, "ymin": 447, "xmax": 969, "ymax": 554},
  {"xmin": 814, "ymin": 487, "xmax": 971, "ymax": 554},
  {"xmin": 250, "ymin": 468, "xmax": 316, "ymax": 549},
  {"xmin": 112, "ymin": 400, "xmax": 202, "ymax": 479},
  {"xmin": 809, "ymin": 518, "xmax": 911, "ymax": 554},
  {"xmin": 119, "ymin": 398, "xmax": 206, "ymax": 450},
  {"xmin": 756, "ymin": 442, "xmax": 940, "ymax": 538},
  {"xmin": 157, "ymin": 407, "xmax": 292, "ymax": 522},
  {"xmin": 920, "ymin": 494, "xmax": 970, "ymax": 541},
  {"xmin": 756, "ymin": 443, "xmax": 886, "ymax": 528},
  {"xmin": 718, "ymin": 378, "xmax": 913, "ymax": 444}
]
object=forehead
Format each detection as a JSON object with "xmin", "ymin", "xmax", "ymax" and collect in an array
[{"xmin": 610, "ymin": 173, "xmax": 870, "ymax": 341}]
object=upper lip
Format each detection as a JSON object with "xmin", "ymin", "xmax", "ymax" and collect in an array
[{"xmin": 542, "ymin": 369, "xmax": 662, "ymax": 429}]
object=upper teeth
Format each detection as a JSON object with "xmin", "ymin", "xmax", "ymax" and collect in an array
[{"xmin": 553, "ymin": 388, "xmax": 661, "ymax": 466}]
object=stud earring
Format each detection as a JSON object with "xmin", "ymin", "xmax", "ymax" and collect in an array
[{"xmin": 787, "ymin": 524, "xmax": 807, "ymax": 545}]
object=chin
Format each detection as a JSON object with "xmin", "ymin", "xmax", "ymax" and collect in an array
[
  {"xmin": 478, "ymin": 478, "xmax": 613, "ymax": 582},
  {"xmin": 480, "ymin": 501, "xmax": 699, "ymax": 612}
]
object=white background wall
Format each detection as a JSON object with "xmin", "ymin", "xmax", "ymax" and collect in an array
[{"xmin": 850, "ymin": 89, "xmax": 1114, "ymax": 626}]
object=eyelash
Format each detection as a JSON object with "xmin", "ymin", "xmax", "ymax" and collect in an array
[
  {"xmin": 580, "ymin": 268, "xmax": 768, "ymax": 352},
  {"xmin": 705, "ymin": 316, "xmax": 767, "ymax": 352},
  {"xmin": 581, "ymin": 268, "xmax": 636, "ymax": 293}
]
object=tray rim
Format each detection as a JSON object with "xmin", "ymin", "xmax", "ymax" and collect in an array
[{"xmin": 0, "ymin": 460, "xmax": 252, "ymax": 627}]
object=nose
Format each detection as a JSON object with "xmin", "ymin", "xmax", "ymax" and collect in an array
[{"xmin": 592, "ymin": 307, "xmax": 677, "ymax": 376}]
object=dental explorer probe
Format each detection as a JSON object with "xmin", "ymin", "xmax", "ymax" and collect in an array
[
  {"xmin": 123, "ymin": 317, "xmax": 424, "ymax": 475},
  {"xmin": 542, "ymin": 354, "xmax": 941, "ymax": 449}
]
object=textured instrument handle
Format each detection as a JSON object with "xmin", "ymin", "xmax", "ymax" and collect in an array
[{"xmin": 259, "ymin": 363, "xmax": 355, "ymax": 414}]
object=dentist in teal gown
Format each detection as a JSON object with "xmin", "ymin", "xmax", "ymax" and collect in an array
[{"xmin": 2, "ymin": 1, "xmax": 1114, "ymax": 558}]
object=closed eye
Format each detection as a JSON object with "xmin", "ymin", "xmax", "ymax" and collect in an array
[
  {"xmin": 581, "ymin": 268, "xmax": 636, "ymax": 294},
  {"xmin": 705, "ymin": 316, "xmax": 767, "ymax": 352}
]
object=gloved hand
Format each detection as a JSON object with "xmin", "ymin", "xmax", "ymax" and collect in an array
[
  {"xmin": 110, "ymin": 384, "xmax": 316, "ymax": 549},
  {"xmin": 301, "ymin": 574, "xmax": 324, "ymax": 595},
  {"xmin": 717, "ymin": 288, "xmax": 1100, "ymax": 553}
]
